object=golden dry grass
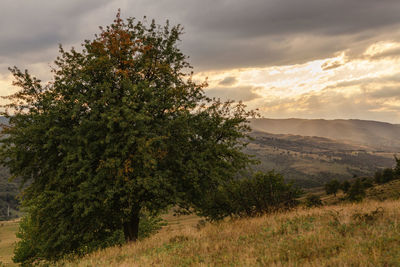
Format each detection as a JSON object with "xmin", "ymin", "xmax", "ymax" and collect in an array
[
  {"xmin": 0, "ymin": 220, "xmax": 18, "ymax": 267},
  {"xmin": 61, "ymin": 199, "xmax": 400, "ymax": 267}
]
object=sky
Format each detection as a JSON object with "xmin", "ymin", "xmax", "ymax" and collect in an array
[{"xmin": 1, "ymin": 0, "xmax": 400, "ymax": 123}]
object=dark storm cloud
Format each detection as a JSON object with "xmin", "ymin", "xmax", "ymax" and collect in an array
[
  {"xmin": 0, "ymin": 0, "xmax": 110, "ymax": 75},
  {"xmin": 167, "ymin": 0, "xmax": 400, "ymax": 70},
  {"xmin": 2, "ymin": 0, "xmax": 400, "ymax": 74}
]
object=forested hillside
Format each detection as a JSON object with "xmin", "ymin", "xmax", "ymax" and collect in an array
[
  {"xmin": 246, "ymin": 131, "xmax": 395, "ymax": 188},
  {"xmin": 251, "ymin": 118, "xmax": 400, "ymax": 151}
]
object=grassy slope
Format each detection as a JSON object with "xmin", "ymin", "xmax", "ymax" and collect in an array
[
  {"xmin": 247, "ymin": 131, "xmax": 395, "ymax": 188},
  {"xmin": 2, "ymin": 182, "xmax": 399, "ymax": 266},
  {"xmin": 367, "ymin": 180, "xmax": 400, "ymax": 201},
  {"xmin": 0, "ymin": 220, "xmax": 18, "ymax": 266},
  {"xmin": 62, "ymin": 199, "xmax": 400, "ymax": 267}
]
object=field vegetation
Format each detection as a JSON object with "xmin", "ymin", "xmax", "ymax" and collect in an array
[
  {"xmin": 1, "ymin": 11, "xmax": 400, "ymax": 267},
  {"xmin": 0, "ymin": 220, "xmax": 18, "ymax": 266},
  {"xmin": 247, "ymin": 131, "xmax": 396, "ymax": 188},
  {"xmin": 1, "ymin": 180, "xmax": 399, "ymax": 266},
  {"xmin": 59, "ymin": 199, "xmax": 400, "ymax": 267}
]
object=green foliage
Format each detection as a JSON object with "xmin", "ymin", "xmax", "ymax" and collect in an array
[
  {"xmin": 346, "ymin": 179, "xmax": 366, "ymax": 202},
  {"xmin": 395, "ymin": 156, "xmax": 400, "ymax": 176},
  {"xmin": 305, "ymin": 194, "xmax": 323, "ymax": 208},
  {"xmin": 360, "ymin": 177, "xmax": 374, "ymax": 189},
  {"xmin": 324, "ymin": 179, "xmax": 340, "ymax": 196},
  {"xmin": 375, "ymin": 168, "xmax": 396, "ymax": 184},
  {"xmin": 138, "ymin": 211, "xmax": 167, "ymax": 240},
  {"xmin": 341, "ymin": 180, "xmax": 351, "ymax": 193},
  {"xmin": 12, "ymin": 212, "xmax": 41, "ymax": 265},
  {"xmin": 1, "ymin": 12, "xmax": 255, "ymax": 263},
  {"xmin": 374, "ymin": 156, "xmax": 400, "ymax": 184},
  {"xmin": 12, "ymin": 209, "xmax": 165, "ymax": 264},
  {"xmin": 196, "ymin": 171, "xmax": 302, "ymax": 220}
]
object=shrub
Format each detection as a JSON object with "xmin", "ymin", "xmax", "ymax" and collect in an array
[
  {"xmin": 325, "ymin": 179, "xmax": 340, "ymax": 196},
  {"xmin": 374, "ymin": 170, "xmax": 383, "ymax": 184},
  {"xmin": 305, "ymin": 194, "xmax": 323, "ymax": 208},
  {"xmin": 361, "ymin": 177, "xmax": 374, "ymax": 189},
  {"xmin": 346, "ymin": 179, "xmax": 366, "ymax": 202},
  {"xmin": 197, "ymin": 171, "xmax": 302, "ymax": 220},
  {"xmin": 341, "ymin": 180, "xmax": 351, "ymax": 193},
  {"xmin": 382, "ymin": 168, "xmax": 395, "ymax": 183}
]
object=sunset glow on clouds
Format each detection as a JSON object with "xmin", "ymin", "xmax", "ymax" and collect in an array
[
  {"xmin": 199, "ymin": 41, "xmax": 400, "ymax": 123},
  {"xmin": 1, "ymin": 1, "xmax": 400, "ymax": 123}
]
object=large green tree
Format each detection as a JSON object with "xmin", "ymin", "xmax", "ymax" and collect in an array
[{"xmin": 0, "ymin": 13, "xmax": 255, "ymax": 262}]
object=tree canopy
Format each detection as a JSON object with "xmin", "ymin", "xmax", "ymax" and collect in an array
[
  {"xmin": 0, "ymin": 12, "xmax": 256, "ymax": 263},
  {"xmin": 325, "ymin": 179, "xmax": 340, "ymax": 196}
]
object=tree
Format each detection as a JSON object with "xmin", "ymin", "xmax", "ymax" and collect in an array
[
  {"xmin": 375, "ymin": 156, "xmax": 400, "ymax": 184},
  {"xmin": 394, "ymin": 155, "xmax": 400, "ymax": 176},
  {"xmin": 382, "ymin": 168, "xmax": 394, "ymax": 183},
  {"xmin": 325, "ymin": 179, "xmax": 340, "ymax": 197},
  {"xmin": 0, "ymin": 12, "xmax": 256, "ymax": 263},
  {"xmin": 374, "ymin": 169, "xmax": 383, "ymax": 184},
  {"xmin": 346, "ymin": 178, "xmax": 366, "ymax": 202},
  {"xmin": 341, "ymin": 180, "xmax": 351, "ymax": 194},
  {"xmin": 305, "ymin": 194, "xmax": 323, "ymax": 208},
  {"xmin": 361, "ymin": 177, "xmax": 373, "ymax": 189}
]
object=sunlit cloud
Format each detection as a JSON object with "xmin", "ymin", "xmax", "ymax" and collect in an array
[{"xmin": 197, "ymin": 41, "xmax": 400, "ymax": 123}]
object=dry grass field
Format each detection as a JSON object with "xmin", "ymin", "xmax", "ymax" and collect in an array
[
  {"xmin": 1, "ymin": 182, "xmax": 399, "ymax": 266},
  {"xmin": 60, "ymin": 199, "xmax": 400, "ymax": 267},
  {"xmin": 0, "ymin": 220, "xmax": 18, "ymax": 267}
]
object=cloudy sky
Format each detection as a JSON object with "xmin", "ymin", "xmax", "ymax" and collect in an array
[{"xmin": 1, "ymin": 0, "xmax": 400, "ymax": 123}]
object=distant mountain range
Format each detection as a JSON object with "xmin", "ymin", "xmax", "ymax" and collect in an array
[
  {"xmin": 250, "ymin": 118, "xmax": 400, "ymax": 151},
  {"xmin": 247, "ymin": 118, "xmax": 400, "ymax": 188}
]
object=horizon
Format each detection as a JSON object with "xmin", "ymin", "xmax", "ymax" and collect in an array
[
  {"xmin": 1, "ymin": 1, "xmax": 400, "ymax": 123},
  {"xmin": 253, "ymin": 117, "xmax": 400, "ymax": 125}
]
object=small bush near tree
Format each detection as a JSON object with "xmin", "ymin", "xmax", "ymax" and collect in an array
[
  {"xmin": 394, "ymin": 156, "xmax": 400, "ymax": 176},
  {"xmin": 374, "ymin": 156, "xmax": 400, "ymax": 184},
  {"xmin": 305, "ymin": 194, "xmax": 323, "ymax": 208},
  {"xmin": 361, "ymin": 177, "xmax": 374, "ymax": 189},
  {"xmin": 346, "ymin": 178, "xmax": 366, "ymax": 202},
  {"xmin": 325, "ymin": 179, "xmax": 340, "ymax": 196},
  {"xmin": 341, "ymin": 180, "xmax": 351, "ymax": 193},
  {"xmin": 382, "ymin": 168, "xmax": 395, "ymax": 183},
  {"xmin": 196, "ymin": 171, "xmax": 302, "ymax": 220}
]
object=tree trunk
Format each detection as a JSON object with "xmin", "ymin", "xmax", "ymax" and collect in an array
[{"xmin": 123, "ymin": 211, "xmax": 140, "ymax": 242}]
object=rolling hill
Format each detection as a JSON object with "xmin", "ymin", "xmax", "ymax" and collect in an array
[
  {"xmin": 250, "ymin": 118, "xmax": 400, "ymax": 151},
  {"xmin": 246, "ymin": 119, "xmax": 399, "ymax": 187}
]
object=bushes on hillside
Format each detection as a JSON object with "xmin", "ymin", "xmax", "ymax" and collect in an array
[
  {"xmin": 374, "ymin": 156, "xmax": 400, "ymax": 184},
  {"xmin": 341, "ymin": 180, "xmax": 351, "ymax": 193},
  {"xmin": 196, "ymin": 171, "xmax": 302, "ymax": 221},
  {"xmin": 305, "ymin": 194, "xmax": 323, "ymax": 207},
  {"xmin": 324, "ymin": 178, "xmax": 368, "ymax": 202},
  {"xmin": 325, "ymin": 179, "xmax": 340, "ymax": 196},
  {"xmin": 346, "ymin": 178, "xmax": 366, "ymax": 202}
]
